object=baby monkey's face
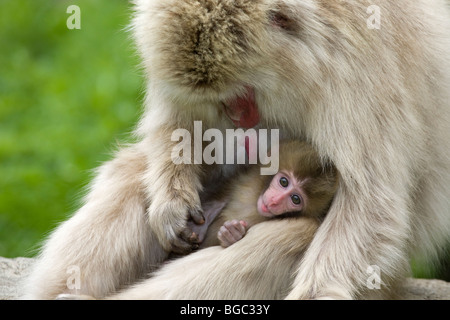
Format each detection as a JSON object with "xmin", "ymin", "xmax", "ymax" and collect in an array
[{"xmin": 257, "ymin": 171, "xmax": 307, "ymax": 218}]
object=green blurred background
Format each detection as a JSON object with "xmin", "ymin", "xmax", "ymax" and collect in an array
[
  {"xmin": 0, "ymin": 0, "xmax": 448, "ymax": 280},
  {"xmin": 0, "ymin": 0, "xmax": 141, "ymax": 256}
]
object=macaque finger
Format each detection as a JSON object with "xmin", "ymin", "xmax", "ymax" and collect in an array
[
  {"xmin": 218, "ymin": 226, "xmax": 235, "ymax": 247},
  {"xmin": 178, "ymin": 229, "xmax": 200, "ymax": 248},
  {"xmin": 239, "ymin": 220, "xmax": 248, "ymax": 229},
  {"xmin": 225, "ymin": 220, "xmax": 247, "ymax": 240},
  {"xmin": 218, "ymin": 221, "xmax": 247, "ymax": 248},
  {"xmin": 171, "ymin": 231, "xmax": 199, "ymax": 254},
  {"xmin": 168, "ymin": 207, "xmax": 204, "ymax": 253},
  {"xmin": 218, "ymin": 229, "xmax": 231, "ymax": 248},
  {"xmin": 188, "ymin": 231, "xmax": 200, "ymax": 244},
  {"xmin": 170, "ymin": 239, "xmax": 195, "ymax": 254},
  {"xmin": 189, "ymin": 207, "xmax": 205, "ymax": 225}
]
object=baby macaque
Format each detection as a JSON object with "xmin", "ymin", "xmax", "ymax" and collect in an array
[{"xmin": 190, "ymin": 139, "xmax": 339, "ymax": 249}]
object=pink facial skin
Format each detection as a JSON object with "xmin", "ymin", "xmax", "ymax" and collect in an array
[
  {"xmin": 218, "ymin": 171, "xmax": 307, "ymax": 248},
  {"xmin": 257, "ymin": 172, "xmax": 306, "ymax": 218}
]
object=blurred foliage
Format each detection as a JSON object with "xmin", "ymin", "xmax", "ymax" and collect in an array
[
  {"xmin": 0, "ymin": 0, "xmax": 142, "ymax": 257},
  {"xmin": 0, "ymin": 0, "xmax": 447, "ymax": 281}
]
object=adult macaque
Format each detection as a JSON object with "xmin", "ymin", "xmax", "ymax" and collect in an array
[{"xmin": 25, "ymin": 0, "xmax": 450, "ymax": 300}]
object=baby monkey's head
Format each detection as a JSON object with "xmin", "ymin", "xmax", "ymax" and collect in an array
[{"xmin": 258, "ymin": 140, "xmax": 339, "ymax": 219}]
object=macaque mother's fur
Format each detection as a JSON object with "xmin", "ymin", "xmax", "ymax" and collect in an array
[
  {"xmin": 133, "ymin": 0, "xmax": 450, "ymax": 299},
  {"xmin": 25, "ymin": 0, "xmax": 450, "ymax": 299}
]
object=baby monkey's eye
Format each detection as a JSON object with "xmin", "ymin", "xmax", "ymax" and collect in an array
[
  {"xmin": 291, "ymin": 194, "xmax": 302, "ymax": 205},
  {"xmin": 279, "ymin": 177, "xmax": 289, "ymax": 187}
]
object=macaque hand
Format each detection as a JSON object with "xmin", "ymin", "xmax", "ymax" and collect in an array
[
  {"xmin": 148, "ymin": 197, "xmax": 205, "ymax": 254},
  {"xmin": 218, "ymin": 220, "xmax": 248, "ymax": 248}
]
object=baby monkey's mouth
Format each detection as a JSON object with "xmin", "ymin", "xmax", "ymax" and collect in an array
[{"xmin": 222, "ymin": 86, "xmax": 260, "ymax": 129}]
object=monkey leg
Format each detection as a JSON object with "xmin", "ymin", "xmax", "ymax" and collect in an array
[
  {"xmin": 108, "ymin": 217, "xmax": 319, "ymax": 300},
  {"xmin": 141, "ymin": 125, "xmax": 206, "ymax": 254},
  {"xmin": 23, "ymin": 143, "xmax": 167, "ymax": 299}
]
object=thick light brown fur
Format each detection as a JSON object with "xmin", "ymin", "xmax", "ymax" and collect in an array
[
  {"xmin": 111, "ymin": 218, "xmax": 320, "ymax": 300},
  {"xmin": 25, "ymin": 0, "xmax": 450, "ymax": 299},
  {"xmin": 57, "ymin": 140, "xmax": 337, "ymax": 300},
  {"xmin": 58, "ymin": 218, "xmax": 319, "ymax": 300}
]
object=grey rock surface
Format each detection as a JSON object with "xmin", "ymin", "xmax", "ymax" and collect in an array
[
  {"xmin": 397, "ymin": 278, "xmax": 450, "ymax": 300},
  {"xmin": 1, "ymin": 257, "xmax": 449, "ymax": 300},
  {"xmin": 0, "ymin": 257, "xmax": 34, "ymax": 300}
]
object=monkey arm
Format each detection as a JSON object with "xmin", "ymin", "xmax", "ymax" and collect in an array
[
  {"xmin": 286, "ymin": 156, "xmax": 413, "ymax": 299},
  {"xmin": 109, "ymin": 217, "xmax": 320, "ymax": 300},
  {"xmin": 141, "ymin": 126, "xmax": 206, "ymax": 254},
  {"xmin": 200, "ymin": 202, "xmax": 268, "ymax": 248}
]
